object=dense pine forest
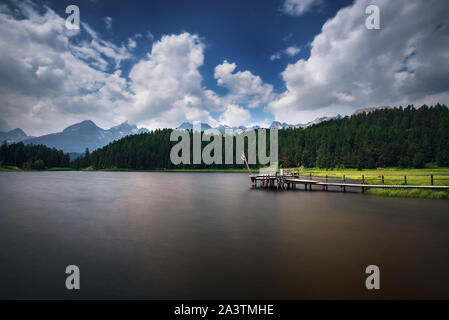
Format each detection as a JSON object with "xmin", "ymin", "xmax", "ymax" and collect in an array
[
  {"xmin": 71, "ymin": 104, "xmax": 449, "ymax": 170},
  {"xmin": 0, "ymin": 141, "xmax": 70, "ymax": 169},
  {"xmin": 1, "ymin": 105, "xmax": 448, "ymax": 170}
]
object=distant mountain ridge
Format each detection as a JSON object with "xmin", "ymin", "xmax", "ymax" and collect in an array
[
  {"xmin": 353, "ymin": 106, "xmax": 392, "ymax": 115},
  {"xmin": 2, "ymin": 106, "xmax": 391, "ymax": 154},
  {"xmin": 175, "ymin": 106, "xmax": 394, "ymax": 132},
  {"xmin": 0, "ymin": 128, "xmax": 32, "ymax": 143},
  {"xmin": 177, "ymin": 114, "xmax": 343, "ymax": 132},
  {"xmin": 22, "ymin": 120, "xmax": 149, "ymax": 153},
  {"xmin": 177, "ymin": 122, "xmax": 212, "ymax": 131}
]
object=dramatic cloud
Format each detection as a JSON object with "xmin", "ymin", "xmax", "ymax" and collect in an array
[
  {"xmin": 0, "ymin": 1, "xmax": 274, "ymax": 133},
  {"xmin": 3, "ymin": 0, "xmax": 447, "ymax": 133},
  {"xmin": 127, "ymin": 32, "xmax": 221, "ymax": 129},
  {"xmin": 80, "ymin": 22, "xmax": 131, "ymax": 68},
  {"xmin": 268, "ymin": 0, "xmax": 449, "ymax": 123},
  {"xmin": 218, "ymin": 104, "xmax": 251, "ymax": 127},
  {"xmin": 282, "ymin": 0, "xmax": 322, "ymax": 16},
  {"xmin": 0, "ymin": 2, "xmax": 136, "ymax": 134},
  {"xmin": 214, "ymin": 60, "xmax": 275, "ymax": 108}
]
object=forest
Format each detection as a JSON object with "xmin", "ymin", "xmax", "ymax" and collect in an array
[
  {"xmin": 0, "ymin": 141, "xmax": 70, "ymax": 169},
  {"xmin": 73, "ymin": 104, "xmax": 449, "ymax": 170},
  {"xmin": 1, "ymin": 104, "xmax": 448, "ymax": 170}
]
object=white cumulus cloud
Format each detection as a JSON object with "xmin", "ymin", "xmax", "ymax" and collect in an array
[
  {"xmin": 0, "ymin": 2, "xmax": 135, "ymax": 134},
  {"xmin": 214, "ymin": 60, "xmax": 275, "ymax": 108},
  {"xmin": 127, "ymin": 32, "xmax": 221, "ymax": 129},
  {"xmin": 268, "ymin": 0, "xmax": 449, "ymax": 123},
  {"xmin": 219, "ymin": 104, "xmax": 251, "ymax": 127},
  {"xmin": 0, "ymin": 1, "xmax": 278, "ymax": 133}
]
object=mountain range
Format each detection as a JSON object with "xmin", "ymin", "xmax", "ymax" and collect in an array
[
  {"xmin": 176, "ymin": 114, "xmax": 344, "ymax": 132},
  {"xmin": 268, "ymin": 114, "xmax": 343, "ymax": 129},
  {"xmin": 0, "ymin": 128, "xmax": 32, "ymax": 144},
  {"xmin": 1, "ymin": 120, "xmax": 148, "ymax": 154},
  {"xmin": 1, "ymin": 106, "xmax": 389, "ymax": 154}
]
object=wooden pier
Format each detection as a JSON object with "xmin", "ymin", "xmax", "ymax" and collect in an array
[
  {"xmin": 249, "ymin": 173, "xmax": 449, "ymax": 192},
  {"xmin": 240, "ymin": 153, "xmax": 449, "ymax": 192}
]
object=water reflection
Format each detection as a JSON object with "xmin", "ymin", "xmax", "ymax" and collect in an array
[{"xmin": 0, "ymin": 172, "xmax": 448, "ymax": 299}]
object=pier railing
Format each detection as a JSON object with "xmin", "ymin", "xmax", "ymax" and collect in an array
[
  {"xmin": 281, "ymin": 169, "xmax": 449, "ymax": 186},
  {"xmin": 250, "ymin": 170, "xmax": 449, "ymax": 191}
]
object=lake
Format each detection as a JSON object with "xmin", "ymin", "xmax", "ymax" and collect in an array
[{"xmin": 1, "ymin": 171, "xmax": 449, "ymax": 299}]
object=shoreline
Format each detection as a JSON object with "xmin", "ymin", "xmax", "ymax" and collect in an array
[{"xmin": 2, "ymin": 166, "xmax": 448, "ymax": 199}]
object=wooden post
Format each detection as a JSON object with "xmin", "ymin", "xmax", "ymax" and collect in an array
[
  {"xmin": 382, "ymin": 175, "xmax": 384, "ymax": 184},
  {"xmin": 326, "ymin": 174, "xmax": 328, "ymax": 182},
  {"xmin": 431, "ymin": 175, "xmax": 434, "ymax": 185},
  {"xmin": 362, "ymin": 175, "xmax": 365, "ymax": 184},
  {"xmin": 404, "ymin": 175, "xmax": 407, "ymax": 185},
  {"xmin": 309, "ymin": 173, "xmax": 312, "ymax": 180},
  {"xmin": 241, "ymin": 152, "xmax": 252, "ymax": 176},
  {"xmin": 343, "ymin": 175, "xmax": 346, "ymax": 183}
]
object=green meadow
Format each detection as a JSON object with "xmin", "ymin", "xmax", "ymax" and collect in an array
[{"xmin": 285, "ymin": 167, "xmax": 449, "ymax": 199}]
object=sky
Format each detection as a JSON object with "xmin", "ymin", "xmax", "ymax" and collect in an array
[{"xmin": 0, "ymin": 0, "xmax": 448, "ymax": 135}]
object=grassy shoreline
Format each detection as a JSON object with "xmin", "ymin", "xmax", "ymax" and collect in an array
[
  {"xmin": 1, "ymin": 166, "xmax": 448, "ymax": 199},
  {"xmin": 290, "ymin": 167, "xmax": 449, "ymax": 199},
  {"xmin": 365, "ymin": 188, "xmax": 449, "ymax": 199}
]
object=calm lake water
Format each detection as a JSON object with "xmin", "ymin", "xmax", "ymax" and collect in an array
[{"xmin": 1, "ymin": 171, "xmax": 449, "ymax": 299}]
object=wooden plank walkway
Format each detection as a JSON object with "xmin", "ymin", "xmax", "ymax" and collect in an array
[
  {"xmin": 249, "ymin": 173, "xmax": 449, "ymax": 191},
  {"xmin": 242, "ymin": 155, "xmax": 449, "ymax": 192}
]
